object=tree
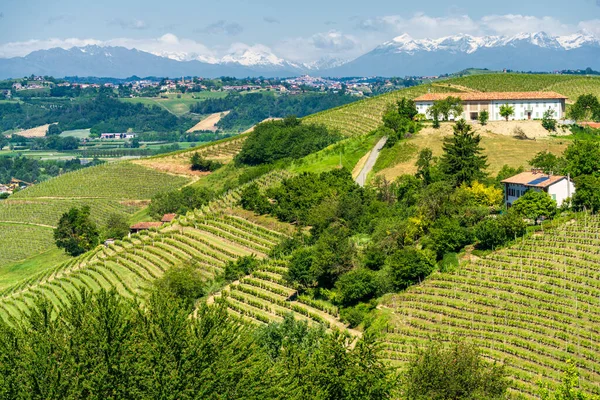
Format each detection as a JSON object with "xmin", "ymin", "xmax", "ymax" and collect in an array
[
  {"xmin": 529, "ymin": 150, "xmax": 566, "ymax": 175},
  {"xmin": 478, "ymin": 110, "xmax": 489, "ymax": 126},
  {"xmin": 432, "ymin": 113, "xmax": 440, "ymax": 129},
  {"xmin": 415, "ymin": 148, "xmax": 437, "ymax": 185},
  {"xmin": 439, "ymin": 119, "xmax": 488, "ymax": 186},
  {"xmin": 46, "ymin": 123, "xmax": 61, "ymax": 136},
  {"xmin": 403, "ymin": 339, "xmax": 508, "ymax": 400},
  {"xmin": 475, "ymin": 218, "xmax": 507, "ymax": 250},
  {"xmin": 154, "ymin": 260, "xmax": 207, "ymax": 310},
  {"xmin": 397, "ymin": 97, "xmax": 418, "ymax": 119},
  {"xmin": 287, "ymin": 247, "xmax": 315, "ymax": 288},
  {"xmin": 499, "ymin": 104, "xmax": 515, "ymax": 121},
  {"xmin": 564, "ymin": 140, "xmax": 600, "ymax": 177},
  {"xmin": 334, "ymin": 268, "xmax": 377, "ymax": 306},
  {"xmin": 190, "ymin": 152, "xmax": 222, "ymax": 172},
  {"xmin": 568, "ymin": 94, "xmax": 600, "ymax": 122},
  {"xmin": 572, "ymin": 175, "xmax": 600, "ymax": 212},
  {"xmin": 512, "ymin": 190, "xmax": 557, "ymax": 223},
  {"xmin": 428, "ymin": 96, "xmax": 463, "ymax": 121},
  {"xmin": 385, "ymin": 248, "xmax": 435, "ymax": 290},
  {"xmin": 54, "ymin": 206, "xmax": 100, "ymax": 256},
  {"xmin": 538, "ymin": 360, "xmax": 593, "ymax": 400},
  {"xmin": 103, "ymin": 213, "xmax": 130, "ymax": 240},
  {"xmin": 542, "ymin": 109, "xmax": 557, "ymax": 131}
]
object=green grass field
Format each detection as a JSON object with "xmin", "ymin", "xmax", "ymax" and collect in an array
[
  {"xmin": 60, "ymin": 128, "xmax": 91, "ymax": 138},
  {"xmin": 120, "ymin": 92, "xmax": 227, "ymax": 116},
  {"xmin": 0, "ymin": 223, "xmax": 57, "ymax": 266}
]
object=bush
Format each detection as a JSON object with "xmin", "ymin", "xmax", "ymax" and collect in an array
[
  {"xmin": 154, "ymin": 260, "xmax": 207, "ymax": 310},
  {"xmin": 334, "ymin": 268, "xmax": 377, "ymax": 307},
  {"xmin": 286, "ymin": 248, "xmax": 315, "ymax": 288},
  {"xmin": 239, "ymin": 183, "xmax": 272, "ymax": 215},
  {"xmin": 512, "ymin": 190, "xmax": 557, "ymax": 223},
  {"xmin": 103, "ymin": 213, "xmax": 130, "ymax": 240},
  {"xmin": 190, "ymin": 152, "xmax": 223, "ymax": 172},
  {"xmin": 148, "ymin": 186, "xmax": 214, "ymax": 219},
  {"xmin": 474, "ymin": 218, "xmax": 506, "ymax": 250},
  {"xmin": 340, "ymin": 303, "xmax": 372, "ymax": 328},
  {"xmin": 385, "ymin": 248, "xmax": 435, "ymax": 290},
  {"xmin": 222, "ymin": 255, "xmax": 260, "ymax": 282}
]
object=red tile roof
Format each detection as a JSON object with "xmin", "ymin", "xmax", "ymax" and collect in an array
[
  {"xmin": 161, "ymin": 213, "xmax": 177, "ymax": 223},
  {"xmin": 414, "ymin": 91, "xmax": 568, "ymax": 102},
  {"xmin": 501, "ymin": 171, "xmax": 566, "ymax": 188},
  {"xmin": 130, "ymin": 222, "xmax": 163, "ymax": 230}
]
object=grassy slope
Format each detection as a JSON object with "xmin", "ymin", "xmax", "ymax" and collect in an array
[
  {"xmin": 119, "ymin": 92, "xmax": 227, "ymax": 116},
  {"xmin": 0, "ymin": 162, "xmax": 190, "ymax": 271}
]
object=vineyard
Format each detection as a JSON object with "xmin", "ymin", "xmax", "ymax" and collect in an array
[
  {"xmin": 0, "ymin": 171, "xmax": 294, "ymax": 323},
  {"xmin": 379, "ymin": 213, "xmax": 600, "ymax": 399},
  {"xmin": 443, "ymin": 74, "xmax": 600, "ymax": 101},
  {"xmin": 303, "ymin": 85, "xmax": 461, "ymax": 137},
  {"xmin": 135, "ymin": 135, "xmax": 247, "ymax": 176},
  {"xmin": 211, "ymin": 259, "xmax": 355, "ymax": 334},
  {"xmin": 0, "ymin": 162, "xmax": 190, "ymax": 267}
]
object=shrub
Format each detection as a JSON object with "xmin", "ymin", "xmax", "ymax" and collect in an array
[
  {"xmin": 385, "ymin": 248, "xmax": 435, "ymax": 290},
  {"xmin": 334, "ymin": 268, "xmax": 377, "ymax": 307},
  {"xmin": 190, "ymin": 152, "xmax": 223, "ymax": 172}
]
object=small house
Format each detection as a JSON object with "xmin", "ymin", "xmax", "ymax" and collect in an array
[
  {"xmin": 501, "ymin": 170, "xmax": 575, "ymax": 207},
  {"xmin": 161, "ymin": 213, "xmax": 177, "ymax": 223},
  {"xmin": 130, "ymin": 221, "xmax": 163, "ymax": 234}
]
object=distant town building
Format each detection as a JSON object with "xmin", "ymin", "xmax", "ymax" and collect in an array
[
  {"xmin": 501, "ymin": 170, "xmax": 575, "ymax": 208},
  {"xmin": 100, "ymin": 133, "xmax": 136, "ymax": 139},
  {"xmin": 414, "ymin": 92, "xmax": 567, "ymax": 121}
]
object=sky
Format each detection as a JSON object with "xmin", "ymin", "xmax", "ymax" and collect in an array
[{"xmin": 0, "ymin": 0, "xmax": 599, "ymax": 63}]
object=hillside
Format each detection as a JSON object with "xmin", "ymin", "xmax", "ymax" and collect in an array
[
  {"xmin": 378, "ymin": 214, "xmax": 600, "ymax": 398},
  {"xmin": 0, "ymin": 163, "xmax": 190, "ymax": 272}
]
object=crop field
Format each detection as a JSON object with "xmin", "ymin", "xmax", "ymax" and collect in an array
[
  {"xmin": 120, "ymin": 92, "xmax": 227, "ymax": 116},
  {"xmin": 187, "ymin": 111, "xmax": 230, "ymax": 132},
  {"xmin": 443, "ymin": 74, "xmax": 600, "ymax": 101},
  {"xmin": 135, "ymin": 135, "xmax": 247, "ymax": 176},
  {"xmin": 0, "ymin": 162, "xmax": 190, "ymax": 267},
  {"xmin": 0, "ymin": 223, "xmax": 56, "ymax": 266},
  {"xmin": 0, "ymin": 171, "xmax": 294, "ymax": 324},
  {"xmin": 379, "ymin": 213, "xmax": 600, "ymax": 399},
  {"xmin": 59, "ymin": 128, "xmax": 91, "ymax": 138}
]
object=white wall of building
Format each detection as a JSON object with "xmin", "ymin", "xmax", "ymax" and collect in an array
[
  {"xmin": 416, "ymin": 98, "xmax": 564, "ymax": 121},
  {"xmin": 504, "ymin": 178, "xmax": 575, "ymax": 207}
]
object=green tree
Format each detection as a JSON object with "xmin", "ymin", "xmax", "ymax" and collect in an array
[
  {"xmin": 415, "ymin": 148, "xmax": 438, "ymax": 185},
  {"xmin": 432, "ymin": 113, "xmax": 440, "ymax": 129},
  {"xmin": 512, "ymin": 190, "xmax": 557, "ymax": 223},
  {"xmin": 539, "ymin": 359, "xmax": 594, "ymax": 400},
  {"xmin": 397, "ymin": 97, "xmax": 418, "ymax": 119},
  {"xmin": 478, "ymin": 110, "xmax": 489, "ymax": 126},
  {"xmin": 499, "ymin": 104, "xmax": 515, "ymax": 121},
  {"xmin": 310, "ymin": 222, "xmax": 356, "ymax": 288},
  {"xmin": 568, "ymin": 94, "xmax": 600, "ymax": 122},
  {"xmin": 573, "ymin": 175, "xmax": 600, "ymax": 212},
  {"xmin": 439, "ymin": 119, "xmax": 488, "ymax": 186},
  {"xmin": 103, "ymin": 213, "xmax": 130, "ymax": 240},
  {"xmin": 475, "ymin": 218, "xmax": 507, "ymax": 250},
  {"xmin": 403, "ymin": 339, "xmax": 508, "ymax": 400},
  {"xmin": 429, "ymin": 96, "xmax": 463, "ymax": 121},
  {"xmin": 564, "ymin": 140, "xmax": 600, "ymax": 177},
  {"xmin": 287, "ymin": 247, "xmax": 315, "ymax": 288},
  {"xmin": 154, "ymin": 260, "xmax": 207, "ymax": 310},
  {"xmin": 542, "ymin": 109, "xmax": 557, "ymax": 131},
  {"xmin": 529, "ymin": 150, "xmax": 566, "ymax": 175},
  {"xmin": 54, "ymin": 206, "xmax": 100, "ymax": 256},
  {"xmin": 334, "ymin": 268, "xmax": 377, "ymax": 306},
  {"xmin": 385, "ymin": 248, "xmax": 435, "ymax": 290}
]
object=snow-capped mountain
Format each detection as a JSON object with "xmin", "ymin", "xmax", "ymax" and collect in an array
[{"xmin": 325, "ymin": 31, "xmax": 600, "ymax": 77}]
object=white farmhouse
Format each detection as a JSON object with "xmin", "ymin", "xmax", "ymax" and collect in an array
[
  {"xmin": 414, "ymin": 91, "xmax": 567, "ymax": 121},
  {"xmin": 501, "ymin": 170, "xmax": 575, "ymax": 208}
]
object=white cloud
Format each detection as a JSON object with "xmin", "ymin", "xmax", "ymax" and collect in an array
[
  {"xmin": 275, "ymin": 30, "xmax": 361, "ymax": 63},
  {"xmin": 0, "ymin": 34, "xmax": 217, "ymax": 61},
  {"xmin": 578, "ymin": 19, "xmax": 600, "ymax": 37},
  {"xmin": 357, "ymin": 13, "xmax": 593, "ymax": 39},
  {"xmin": 108, "ymin": 18, "xmax": 148, "ymax": 30}
]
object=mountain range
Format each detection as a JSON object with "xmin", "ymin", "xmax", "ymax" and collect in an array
[{"xmin": 1, "ymin": 32, "xmax": 599, "ymax": 79}]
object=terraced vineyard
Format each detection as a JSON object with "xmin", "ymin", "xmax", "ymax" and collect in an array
[
  {"xmin": 0, "ymin": 162, "xmax": 190, "ymax": 267},
  {"xmin": 380, "ymin": 214, "xmax": 600, "ymax": 398},
  {"xmin": 0, "ymin": 223, "xmax": 56, "ymax": 266},
  {"xmin": 0, "ymin": 171, "xmax": 293, "ymax": 323},
  {"xmin": 211, "ymin": 259, "xmax": 355, "ymax": 334},
  {"xmin": 135, "ymin": 135, "xmax": 247, "ymax": 176}
]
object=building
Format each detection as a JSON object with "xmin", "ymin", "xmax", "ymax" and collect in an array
[
  {"xmin": 501, "ymin": 170, "xmax": 575, "ymax": 208},
  {"xmin": 130, "ymin": 222, "xmax": 163, "ymax": 234},
  {"xmin": 100, "ymin": 133, "xmax": 136, "ymax": 140},
  {"xmin": 414, "ymin": 91, "xmax": 567, "ymax": 121},
  {"xmin": 161, "ymin": 213, "xmax": 177, "ymax": 223}
]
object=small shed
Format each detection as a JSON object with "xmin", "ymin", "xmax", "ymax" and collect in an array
[
  {"xmin": 161, "ymin": 213, "xmax": 177, "ymax": 223},
  {"xmin": 130, "ymin": 221, "xmax": 163, "ymax": 234}
]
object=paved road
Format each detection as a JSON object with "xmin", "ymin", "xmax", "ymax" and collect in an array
[{"xmin": 355, "ymin": 136, "xmax": 388, "ymax": 187}]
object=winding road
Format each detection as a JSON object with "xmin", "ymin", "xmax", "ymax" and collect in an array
[{"xmin": 355, "ymin": 136, "xmax": 388, "ymax": 187}]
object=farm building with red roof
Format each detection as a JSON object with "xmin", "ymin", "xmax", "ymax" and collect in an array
[
  {"xmin": 501, "ymin": 169, "xmax": 575, "ymax": 208},
  {"xmin": 414, "ymin": 91, "xmax": 567, "ymax": 121}
]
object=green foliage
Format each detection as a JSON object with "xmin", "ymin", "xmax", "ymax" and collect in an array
[
  {"xmin": 439, "ymin": 119, "xmax": 488, "ymax": 186},
  {"xmin": 46, "ymin": 123, "xmax": 62, "ymax": 136},
  {"xmin": 426, "ymin": 218, "xmax": 472, "ymax": 260},
  {"xmin": 512, "ymin": 190, "xmax": 557, "ymax": 222},
  {"xmin": 568, "ymin": 94, "xmax": 600, "ymax": 122},
  {"xmin": 339, "ymin": 303, "xmax": 373, "ymax": 328},
  {"xmin": 385, "ymin": 248, "xmax": 435, "ymax": 290},
  {"xmin": 190, "ymin": 152, "xmax": 223, "ymax": 172},
  {"xmin": 529, "ymin": 151, "xmax": 566, "ymax": 175},
  {"xmin": 478, "ymin": 110, "xmax": 489, "ymax": 126},
  {"xmin": 0, "ymin": 156, "xmax": 104, "ymax": 185},
  {"xmin": 573, "ymin": 175, "xmax": 600, "ymax": 212},
  {"xmin": 382, "ymin": 98, "xmax": 421, "ymax": 147},
  {"xmin": 222, "ymin": 255, "xmax": 260, "ymax": 282},
  {"xmin": 239, "ymin": 183, "xmax": 272, "ymax": 215},
  {"xmin": 402, "ymin": 339, "xmax": 509, "ymax": 400},
  {"xmin": 500, "ymin": 103, "xmax": 515, "ymax": 121},
  {"xmin": 542, "ymin": 109, "xmax": 557, "ymax": 132},
  {"xmin": 415, "ymin": 148, "xmax": 440, "ymax": 185},
  {"xmin": 154, "ymin": 260, "xmax": 207, "ymax": 310},
  {"xmin": 428, "ymin": 96, "xmax": 463, "ymax": 121},
  {"xmin": 334, "ymin": 268, "xmax": 377, "ymax": 306},
  {"xmin": 103, "ymin": 213, "xmax": 130, "ymax": 240},
  {"xmin": 53, "ymin": 205, "xmax": 100, "ymax": 256},
  {"xmin": 432, "ymin": 113, "xmax": 440, "ymax": 129},
  {"xmin": 539, "ymin": 360, "xmax": 596, "ymax": 400},
  {"xmin": 148, "ymin": 186, "xmax": 214, "ymax": 219},
  {"xmin": 474, "ymin": 211, "xmax": 526, "ymax": 250},
  {"xmin": 287, "ymin": 247, "xmax": 315, "ymax": 288},
  {"xmin": 564, "ymin": 140, "xmax": 600, "ymax": 177},
  {"xmin": 236, "ymin": 117, "xmax": 342, "ymax": 166},
  {"xmin": 310, "ymin": 222, "xmax": 357, "ymax": 288}
]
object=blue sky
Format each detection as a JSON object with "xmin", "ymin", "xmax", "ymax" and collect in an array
[{"xmin": 0, "ymin": 0, "xmax": 599, "ymax": 62}]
